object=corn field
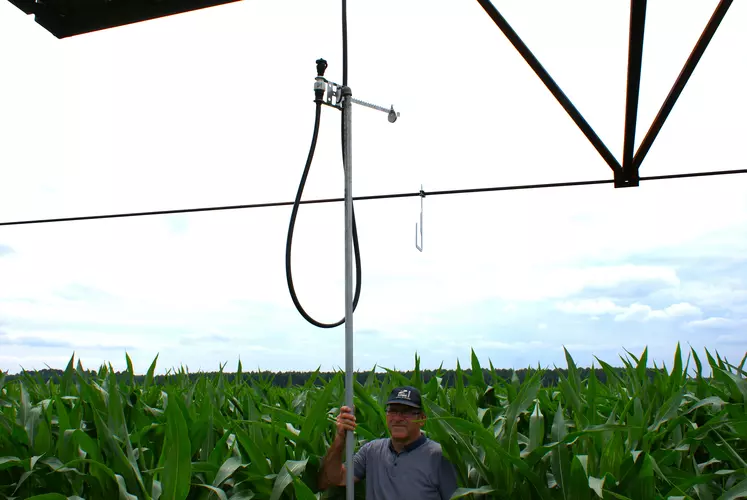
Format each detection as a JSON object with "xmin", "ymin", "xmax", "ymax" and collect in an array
[{"xmin": 1, "ymin": 344, "xmax": 746, "ymax": 499}]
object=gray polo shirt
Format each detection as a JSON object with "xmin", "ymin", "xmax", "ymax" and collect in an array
[{"xmin": 353, "ymin": 433, "xmax": 458, "ymax": 499}]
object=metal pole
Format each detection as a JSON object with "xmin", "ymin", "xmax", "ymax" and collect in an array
[{"xmin": 341, "ymin": 85, "xmax": 355, "ymax": 500}]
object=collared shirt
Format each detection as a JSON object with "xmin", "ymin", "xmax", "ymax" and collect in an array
[{"xmin": 352, "ymin": 433, "xmax": 458, "ymax": 500}]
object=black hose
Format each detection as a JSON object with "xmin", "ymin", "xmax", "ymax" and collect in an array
[{"xmin": 284, "ymin": 99, "xmax": 363, "ymax": 328}]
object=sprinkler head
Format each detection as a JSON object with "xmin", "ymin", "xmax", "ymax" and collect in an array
[
  {"xmin": 388, "ymin": 107, "xmax": 399, "ymax": 123},
  {"xmin": 316, "ymin": 58, "xmax": 328, "ymax": 77}
]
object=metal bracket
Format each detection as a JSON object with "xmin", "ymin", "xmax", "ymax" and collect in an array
[
  {"xmin": 326, "ymin": 80, "xmax": 342, "ymax": 107},
  {"xmin": 314, "ymin": 77, "xmax": 400, "ymax": 122},
  {"xmin": 351, "ymin": 98, "xmax": 400, "ymax": 123},
  {"xmin": 415, "ymin": 185, "xmax": 424, "ymax": 252}
]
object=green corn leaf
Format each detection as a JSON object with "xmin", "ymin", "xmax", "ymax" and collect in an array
[
  {"xmin": 0, "ymin": 456, "xmax": 22, "ymax": 471},
  {"xmin": 233, "ymin": 426, "xmax": 271, "ymax": 477},
  {"xmin": 160, "ymin": 390, "xmax": 191, "ymax": 500},
  {"xmin": 197, "ymin": 484, "xmax": 229, "ymax": 500},
  {"xmin": 551, "ymin": 402, "xmax": 571, "ymax": 500},
  {"xmin": 649, "ymin": 388, "xmax": 684, "ymax": 432},
  {"xmin": 469, "ymin": 348, "xmax": 486, "ymax": 390},
  {"xmin": 564, "ymin": 347, "xmax": 582, "ymax": 394},
  {"xmin": 557, "ymin": 371, "xmax": 584, "ymax": 417},
  {"xmin": 213, "ymin": 456, "xmax": 242, "ymax": 488},
  {"xmin": 145, "ymin": 355, "xmax": 159, "ymax": 390},
  {"xmin": 569, "ymin": 454, "xmax": 590, "ymax": 500},
  {"xmin": 588, "ymin": 475, "xmax": 605, "ymax": 498},
  {"xmin": 228, "ymin": 493, "xmax": 256, "ymax": 500},
  {"xmin": 289, "ymin": 468, "xmax": 318, "ymax": 500},
  {"xmin": 353, "ymin": 378, "xmax": 386, "ymax": 430},
  {"xmin": 269, "ymin": 458, "xmax": 308, "ymax": 500},
  {"xmin": 152, "ymin": 479, "xmax": 163, "ymax": 500},
  {"xmin": 430, "ymin": 414, "xmax": 553, "ymax": 500},
  {"xmin": 1, "ymin": 347, "xmax": 745, "ymax": 499},
  {"xmin": 717, "ymin": 476, "xmax": 747, "ymax": 500},
  {"xmin": 500, "ymin": 370, "xmax": 541, "ymax": 448},
  {"xmin": 450, "ymin": 485, "xmax": 496, "ymax": 497},
  {"xmin": 116, "ymin": 474, "xmax": 139, "ymax": 500},
  {"xmin": 125, "ymin": 352, "xmax": 135, "ymax": 388},
  {"xmin": 526, "ymin": 401, "xmax": 545, "ymax": 455},
  {"xmin": 737, "ymin": 352, "xmax": 747, "ymax": 375},
  {"xmin": 587, "ymin": 363, "xmax": 599, "ymax": 427},
  {"xmin": 299, "ymin": 372, "xmax": 340, "ymax": 451},
  {"xmin": 630, "ymin": 452, "xmax": 655, "ymax": 500},
  {"xmin": 669, "ymin": 342, "xmax": 683, "ymax": 394},
  {"xmin": 93, "ymin": 412, "xmax": 145, "ymax": 496},
  {"xmin": 410, "ymin": 352, "xmax": 423, "ymax": 390}
]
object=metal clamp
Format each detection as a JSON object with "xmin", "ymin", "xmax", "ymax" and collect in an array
[
  {"xmin": 416, "ymin": 185, "xmax": 424, "ymax": 252},
  {"xmin": 313, "ymin": 71, "xmax": 399, "ymax": 122}
]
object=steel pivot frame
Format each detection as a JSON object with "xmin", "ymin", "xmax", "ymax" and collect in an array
[{"xmin": 476, "ymin": 0, "xmax": 734, "ymax": 188}]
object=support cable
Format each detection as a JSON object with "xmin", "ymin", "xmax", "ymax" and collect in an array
[{"xmin": 1, "ymin": 168, "xmax": 746, "ymax": 228}]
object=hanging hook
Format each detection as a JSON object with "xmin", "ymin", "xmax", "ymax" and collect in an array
[{"xmin": 415, "ymin": 185, "xmax": 424, "ymax": 252}]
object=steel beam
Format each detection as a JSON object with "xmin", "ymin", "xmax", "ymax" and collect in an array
[
  {"xmin": 7, "ymin": 0, "xmax": 242, "ymax": 38},
  {"xmin": 618, "ymin": 0, "xmax": 647, "ymax": 188},
  {"xmin": 633, "ymin": 0, "xmax": 734, "ymax": 171},
  {"xmin": 476, "ymin": 0, "xmax": 735, "ymax": 189},
  {"xmin": 476, "ymin": 0, "xmax": 623, "ymax": 177}
]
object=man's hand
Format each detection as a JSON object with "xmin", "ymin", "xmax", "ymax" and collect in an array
[
  {"xmin": 336, "ymin": 405, "xmax": 356, "ymax": 438},
  {"xmin": 319, "ymin": 405, "xmax": 358, "ymax": 490}
]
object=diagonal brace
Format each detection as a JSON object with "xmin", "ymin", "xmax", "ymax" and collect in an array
[
  {"xmin": 476, "ymin": 0, "xmax": 623, "ymax": 178},
  {"xmin": 618, "ymin": 0, "xmax": 647, "ymax": 188},
  {"xmin": 632, "ymin": 0, "xmax": 734, "ymax": 171}
]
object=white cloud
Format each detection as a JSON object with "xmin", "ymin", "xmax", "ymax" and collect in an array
[
  {"xmin": 472, "ymin": 340, "xmax": 550, "ymax": 351},
  {"xmin": 614, "ymin": 302, "xmax": 703, "ymax": 322},
  {"xmin": 614, "ymin": 303, "xmax": 657, "ymax": 322},
  {"xmin": 561, "ymin": 342, "xmax": 648, "ymax": 354},
  {"xmin": 558, "ymin": 299, "xmax": 702, "ymax": 323},
  {"xmin": 432, "ymin": 264, "xmax": 683, "ymax": 305},
  {"xmin": 687, "ymin": 317, "xmax": 738, "ymax": 329},
  {"xmin": 557, "ymin": 299, "xmax": 623, "ymax": 315},
  {"xmin": 652, "ymin": 282, "xmax": 747, "ymax": 312},
  {"xmin": 0, "ymin": 0, "xmax": 746, "ymax": 373},
  {"xmin": 714, "ymin": 333, "xmax": 747, "ymax": 345},
  {"xmin": 663, "ymin": 302, "xmax": 702, "ymax": 317}
]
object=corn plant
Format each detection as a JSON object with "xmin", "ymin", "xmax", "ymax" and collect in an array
[{"xmin": 1, "ymin": 344, "xmax": 745, "ymax": 499}]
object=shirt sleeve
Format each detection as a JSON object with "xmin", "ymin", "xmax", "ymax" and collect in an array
[
  {"xmin": 352, "ymin": 441, "xmax": 370, "ymax": 480},
  {"xmin": 438, "ymin": 454, "xmax": 459, "ymax": 500}
]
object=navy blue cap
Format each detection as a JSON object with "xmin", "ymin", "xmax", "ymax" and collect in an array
[{"xmin": 386, "ymin": 386, "xmax": 422, "ymax": 408}]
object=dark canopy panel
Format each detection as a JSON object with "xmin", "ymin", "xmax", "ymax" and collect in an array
[{"xmin": 7, "ymin": 0, "xmax": 242, "ymax": 38}]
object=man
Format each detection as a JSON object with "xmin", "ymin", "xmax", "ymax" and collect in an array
[{"xmin": 318, "ymin": 385, "xmax": 458, "ymax": 499}]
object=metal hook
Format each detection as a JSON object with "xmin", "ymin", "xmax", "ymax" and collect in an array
[{"xmin": 415, "ymin": 185, "xmax": 424, "ymax": 252}]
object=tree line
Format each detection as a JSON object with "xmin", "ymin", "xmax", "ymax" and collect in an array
[{"xmin": 3, "ymin": 365, "xmax": 659, "ymax": 387}]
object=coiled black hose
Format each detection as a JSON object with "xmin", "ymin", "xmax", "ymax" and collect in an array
[{"xmin": 284, "ymin": 75, "xmax": 362, "ymax": 328}]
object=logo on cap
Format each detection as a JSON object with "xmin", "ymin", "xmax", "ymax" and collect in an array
[{"xmin": 397, "ymin": 389, "xmax": 412, "ymax": 400}]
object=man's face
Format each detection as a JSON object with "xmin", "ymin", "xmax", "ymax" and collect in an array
[{"xmin": 386, "ymin": 403, "xmax": 425, "ymax": 442}]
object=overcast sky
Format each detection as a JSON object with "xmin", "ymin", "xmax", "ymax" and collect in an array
[{"xmin": 1, "ymin": 0, "xmax": 745, "ymax": 376}]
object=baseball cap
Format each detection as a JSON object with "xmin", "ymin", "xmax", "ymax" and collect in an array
[{"xmin": 386, "ymin": 385, "xmax": 422, "ymax": 408}]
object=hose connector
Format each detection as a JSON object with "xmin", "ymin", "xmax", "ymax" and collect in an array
[
  {"xmin": 316, "ymin": 58, "xmax": 328, "ymax": 77},
  {"xmin": 314, "ymin": 58, "xmax": 328, "ymax": 103}
]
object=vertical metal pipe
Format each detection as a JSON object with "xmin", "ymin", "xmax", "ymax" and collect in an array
[{"xmin": 341, "ymin": 85, "xmax": 355, "ymax": 500}]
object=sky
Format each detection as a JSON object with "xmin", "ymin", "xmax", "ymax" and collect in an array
[{"xmin": 1, "ymin": 0, "xmax": 745, "ymax": 376}]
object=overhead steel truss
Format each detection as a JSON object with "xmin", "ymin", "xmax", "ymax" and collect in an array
[
  {"xmin": 4, "ymin": 0, "xmax": 739, "ymax": 190},
  {"xmin": 6, "ymin": 0, "xmax": 241, "ymax": 38},
  {"xmin": 476, "ymin": 0, "xmax": 735, "ymax": 188}
]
